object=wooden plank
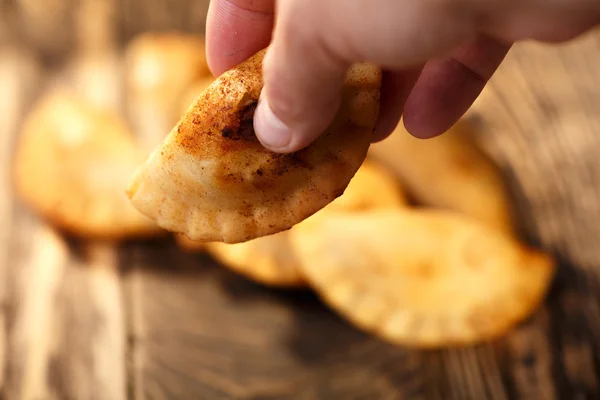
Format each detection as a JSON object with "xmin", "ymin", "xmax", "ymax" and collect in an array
[
  {"xmin": 124, "ymin": 28, "xmax": 600, "ymax": 400},
  {"xmin": 13, "ymin": 0, "xmax": 75, "ymax": 61},
  {"xmin": 122, "ymin": 0, "xmax": 209, "ymax": 40},
  {"xmin": 465, "ymin": 29, "xmax": 600, "ymax": 399},
  {"xmin": 6, "ymin": 1, "xmax": 600, "ymax": 397},
  {"xmin": 72, "ymin": 0, "xmax": 121, "ymax": 52},
  {"xmin": 5, "ymin": 7, "xmax": 129, "ymax": 398},
  {"xmin": 0, "ymin": 44, "xmax": 42, "ymax": 396},
  {"xmin": 470, "ymin": 29, "xmax": 600, "ymax": 270},
  {"xmin": 5, "ymin": 221, "xmax": 70, "ymax": 400},
  {"xmin": 48, "ymin": 243, "xmax": 127, "ymax": 400},
  {"xmin": 4, "ymin": 220, "xmax": 127, "ymax": 400},
  {"xmin": 503, "ymin": 310, "xmax": 558, "ymax": 399},
  {"xmin": 124, "ymin": 243, "xmax": 437, "ymax": 399}
]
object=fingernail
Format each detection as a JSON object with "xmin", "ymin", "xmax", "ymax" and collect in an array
[{"xmin": 254, "ymin": 94, "xmax": 293, "ymax": 151}]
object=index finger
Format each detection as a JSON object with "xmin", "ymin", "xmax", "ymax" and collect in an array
[{"xmin": 206, "ymin": 0, "xmax": 275, "ymax": 76}]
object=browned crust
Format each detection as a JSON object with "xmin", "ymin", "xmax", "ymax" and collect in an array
[{"xmin": 126, "ymin": 49, "xmax": 381, "ymax": 243}]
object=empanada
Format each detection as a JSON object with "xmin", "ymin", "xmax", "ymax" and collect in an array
[
  {"xmin": 127, "ymin": 48, "xmax": 382, "ymax": 244},
  {"xmin": 326, "ymin": 159, "xmax": 406, "ymax": 212},
  {"xmin": 66, "ymin": 50, "xmax": 125, "ymax": 113},
  {"xmin": 178, "ymin": 160, "xmax": 405, "ymax": 287},
  {"xmin": 125, "ymin": 32, "xmax": 211, "ymax": 152},
  {"xmin": 290, "ymin": 209, "xmax": 555, "ymax": 348},
  {"xmin": 205, "ymin": 232, "xmax": 306, "ymax": 288},
  {"xmin": 13, "ymin": 92, "xmax": 162, "ymax": 240},
  {"xmin": 368, "ymin": 119, "xmax": 515, "ymax": 234}
]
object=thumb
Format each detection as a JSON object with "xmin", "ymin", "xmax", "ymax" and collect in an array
[
  {"xmin": 253, "ymin": 0, "xmax": 475, "ymax": 154},
  {"xmin": 254, "ymin": 40, "xmax": 348, "ymax": 153}
]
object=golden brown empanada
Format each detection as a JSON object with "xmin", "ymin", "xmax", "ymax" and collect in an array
[
  {"xmin": 125, "ymin": 32, "xmax": 211, "ymax": 152},
  {"xmin": 127, "ymin": 48, "xmax": 382, "ymax": 244},
  {"xmin": 290, "ymin": 209, "xmax": 555, "ymax": 348},
  {"xmin": 14, "ymin": 92, "xmax": 162, "ymax": 240},
  {"xmin": 368, "ymin": 119, "xmax": 515, "ymax": 234},
  {"xmin": 205, "ymin": 232, "xmax": 306, "ymax": 288}
]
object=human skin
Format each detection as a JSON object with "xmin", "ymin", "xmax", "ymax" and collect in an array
[{"xmin": 206, "ymin": 0, "xmax": 600, "ymax": 154}]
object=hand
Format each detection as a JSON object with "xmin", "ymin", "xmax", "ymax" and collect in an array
[{"xmin": 206, "ymin": 0, "xmax": 599, "ymax": 153}]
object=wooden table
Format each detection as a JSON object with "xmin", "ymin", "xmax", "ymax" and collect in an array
[{"xmin": 2, "ymin": 2, "xmax": 600, "ymax": 398}]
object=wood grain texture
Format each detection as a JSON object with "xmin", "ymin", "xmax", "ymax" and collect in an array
[
  {"xmin": 3, "ymin": 1, "xmax": 600, "ymax": 398},
  {"xmin": 5, "ymin": 219, "xmax": 70, "ymax": 400},
  {"xmin": 3, "ymin": 13, "xmax": 128, "ymax": 399},
  {"xmin": 123, "ymin": 243, "xmax": 434, "ymax": 400},
  {"xmin": 14, "ymin": 0, "xmax": 76, "ymax": 61},
  {"xmin": 471, "ymin": 29, "xmax": 600, "ymax": 271},
  {"xmin": 123, "ymin": 31, "xmax": 600, "ymax": 399},
  {"xmin": 52, "ymin": 243, "xmax": 127, "ymax": 400},
  {"xmin": 5, "ymin": 218, "xmax": 127, "ymax": 400},
  {"xmin": 0, "ymin": 44, "xmax": 42, "ymax": 395},
  {"xmin": 465, "ymin": 29, "xmax": 600, "ymax": 400}
]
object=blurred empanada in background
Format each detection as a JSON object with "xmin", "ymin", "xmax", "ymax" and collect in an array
[
  {"xmin": 13, "ymin": 92, "xmax": 162, "ymax": 240},
  {"xmin": 368, "ymin": 119, "xmax": 515, "ymax": 235},
  {"xmin": 290, "ymin": 208, "xmax": 555, "ymax": 348},
  {"xmin": 127, "ymin": 48, "xmax": 382, "ymax": 244},
  {"xmin": 125, "ymin": 32, "xmax": 211, "ymax": 152}
]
